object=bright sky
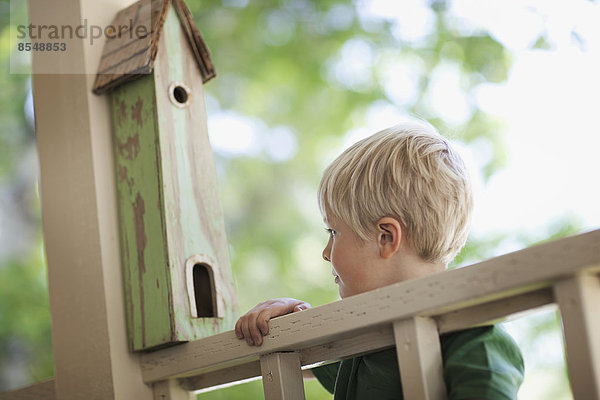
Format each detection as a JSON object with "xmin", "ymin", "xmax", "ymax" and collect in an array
[{"xmin": 451, "ymin": 0, "xmax": 600, "ymax": 245}]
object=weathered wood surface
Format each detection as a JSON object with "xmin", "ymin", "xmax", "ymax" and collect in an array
[
  {"xmin": 171, "ymin": 0, "xmax": 216, "ymax": 81},
  {"xmin": 93, "ymin": 0, "xmax": 216, "ymax": 94},
  {"xmin": 154, "ymin": 6, "xmax": 237, "ymax": 341},
  {"xmin": 180, "ymin": 289, "xmax": 555, "ymax": 391},
  {"xmin": 141, "ymin": 229, "xmax": 600, "ymax": 385},
  {"xmin": 112, "ymin": 74, "xmax": 174, "ymax": 350},
  {"xmin": 111, "ymin": 5, "xmax": 236, "ymax": 351},
  {"xmin": 435, "ymin": 288, "xmax": 554, "ymax": 333},
  {"xmin": 93, "ymin": 0, "xmax": 169, "ymax": 94}
]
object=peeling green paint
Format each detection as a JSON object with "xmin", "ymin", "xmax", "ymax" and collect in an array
[
  {"xmin": 112, "ymin": 75, "xmax": 174, "ymax": 350},
  {"xmin": 110, "ymin": 6, "xmax": 237, "ymax": 351}
]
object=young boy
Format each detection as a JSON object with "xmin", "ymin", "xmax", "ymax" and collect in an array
[{"xmin": 235, "ymin": 121, "xmax": 524, "ymax": 399}]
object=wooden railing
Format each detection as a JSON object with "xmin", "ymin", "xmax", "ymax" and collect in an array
[{"xmin": 1, "ymin": 229, "xmax": 599, "ymax": 400}]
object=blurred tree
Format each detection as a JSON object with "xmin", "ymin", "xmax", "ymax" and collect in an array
[
  {"xmin": 0, "ymin": 0, "xmax": 584, "ymax": 398},
  {"xmin": 192, "ymin": 0, "xmax": 515, "ymax": 321}
]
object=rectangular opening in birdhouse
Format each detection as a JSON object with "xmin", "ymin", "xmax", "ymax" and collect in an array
[{"xmin": 192, "ymin": 262, "xmax": 217, "ymax": 318}]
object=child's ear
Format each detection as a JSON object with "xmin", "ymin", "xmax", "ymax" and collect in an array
[{"xmin": 376, "ymin": 217, "xmax": 402, "ymax": 258}]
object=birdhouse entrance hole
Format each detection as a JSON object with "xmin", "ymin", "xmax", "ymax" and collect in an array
[
  {"xmin": 173, "ymin": 86, "xmax": 188, "ymax": 103},
  {"xmin": 192, "ymin": 262, "xmax": 217, "ymax": 318},
  {"xmin": 185, "ymin": 254, "xmax": 219, "ymax": 319},
  {"xmin": 168, "ymin": 82, "xmax": 191, "ymax": 108}
]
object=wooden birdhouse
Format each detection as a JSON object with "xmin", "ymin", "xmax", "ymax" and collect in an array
[{"xmin": 92, "ymin": 0, "xmax": 237, "ymax": 351}]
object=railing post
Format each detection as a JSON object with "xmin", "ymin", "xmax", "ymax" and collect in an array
[
  {"xmin": 554, "ymin": 273, "xmax": 600, "ymax": 399},
  {"xmin": 28, "ymin": 0, "xmax": 154, "ymax": 397},
  {"xmin": 393, "ymin": 316, "xmax": 447, "ymax": 400},
  {"xmin": 260, "ymin": 352, "xmax": 305, "ymax": 400},
  {"xmin": 152, "ymin": 380, "xmax": 192, "ymax": 400}
]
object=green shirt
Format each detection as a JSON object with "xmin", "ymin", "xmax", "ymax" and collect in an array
[{"xmin": 312, "ymin": 325, "xmax": 524, "ymax": 400}]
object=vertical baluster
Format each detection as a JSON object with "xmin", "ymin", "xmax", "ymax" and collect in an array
[
  {"xmin": 554, "ymin": 273, "xmax": 600, "ymax": 399},
  {"xmin": 152, "ymin": 380, "xmax": 192, "ymax": 400},
  {"xmin": 393, "ymin": 316, "xmax": 447, "ymax": 400},
  {"xmin": 260, "ymin": 352, "xmax": 306, "ymax": 400}
]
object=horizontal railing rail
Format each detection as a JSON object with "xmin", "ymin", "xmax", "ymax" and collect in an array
[{"xmin": 140, "ymin": 229, "xmax": 600, "ymax": 391}]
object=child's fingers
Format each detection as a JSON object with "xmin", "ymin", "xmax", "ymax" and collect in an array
[
  {"xmin": 246, "ymin": 311, "xmax": 264, "ymax": 346},
  {"xmin": 236, "ymin": 298, "xmax": 310, "ymax": 346},
  {"xmin": 239, "ymin": 317, "xmax": 255, "ymax": 346},
  {"xmin": 256, "ymin": 309, "xmax": 273, "ymax": 336},
  {"xmin": 234, "ymin": 318, "xmax": 243, "ymax": 339},
  {"xmin": 233, "ymin": 318, "xmax": 244, "ymax": 339},
  {"xmin": 236, "ymin": 310, "xmax": 271, "ymax": 346}
]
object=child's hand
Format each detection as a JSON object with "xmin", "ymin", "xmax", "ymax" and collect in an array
[{"xmin": 235, "ymin": 298, "xmax": 311, "ymax": 346}]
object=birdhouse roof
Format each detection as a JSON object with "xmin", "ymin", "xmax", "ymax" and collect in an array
[{"xmin": 92, "ymin": 0, "xmax": 215, "ymax": 94}]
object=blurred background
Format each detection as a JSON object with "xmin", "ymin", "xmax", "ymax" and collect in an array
[{"xmin": 1, "ymin": 0, "xmax": 599, "ymax": 398}]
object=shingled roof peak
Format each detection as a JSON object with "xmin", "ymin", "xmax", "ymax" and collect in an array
[{"xmin": 92, "ymin": 0, "xmax": 215, "ymax": 94}]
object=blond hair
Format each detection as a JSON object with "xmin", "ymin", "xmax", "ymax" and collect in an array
[{"xmin": 318, "ymin": 121, "xmax": 472, "ymax": 265}]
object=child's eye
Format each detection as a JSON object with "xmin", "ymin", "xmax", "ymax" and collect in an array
[{"xmin": 325, "ymin": 228, "xmax": 336, "ymax": 237}]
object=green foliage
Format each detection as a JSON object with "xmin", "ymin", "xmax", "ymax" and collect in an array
[
  {"xmin": 518, "ymin": 213, "xmax": 585, "ymax": 246},
  {"xmin": 0, "ymin": 244, "xmax": 54, "ymax": 386},
  {"xmin": 188, "ymin": 0, "xmax": 516, "ymax": 318},
  {"xmin": 0, "ymin": 0, "xmax": 32, "ymax": 186},
  {"xmin": 0, "ymin": 0, "xmax": 49, "ymax": 389}
]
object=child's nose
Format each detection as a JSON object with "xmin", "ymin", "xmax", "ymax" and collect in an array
[{"xmin": 322, "ymin": 241, "xmax": 331, "ymax": 262}]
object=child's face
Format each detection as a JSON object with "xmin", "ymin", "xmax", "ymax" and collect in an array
[{"xmin": 322, "ymin": 213, "xmax": 384, "ymax": 298}]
